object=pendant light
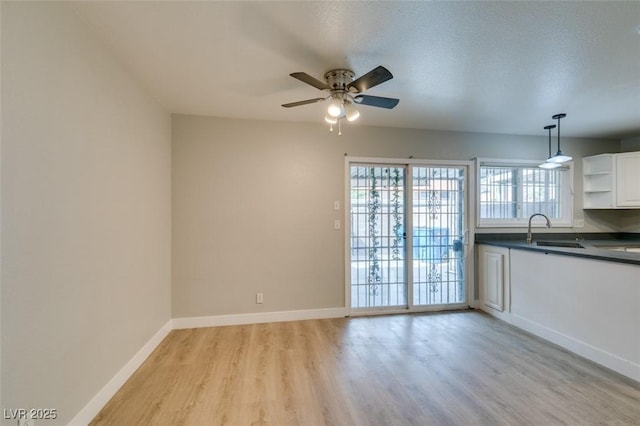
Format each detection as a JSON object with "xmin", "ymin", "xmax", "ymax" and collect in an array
[
  {"xmin": 547, "ymin": 113, "xmax": 572, "ymax": 163},
  {"xmin": 539, "ymin": 124, "xmax": 560, "ymax": 169}
]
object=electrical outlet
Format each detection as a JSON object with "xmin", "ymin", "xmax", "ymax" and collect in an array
[
  {"xmin": 256, "ymin": 292, "xmax": 263, "ymax": 304},
  {"xmin": 574, "ymin": 219, "xmax": 584, "ymax": 228},
  {"xmin": 18, "ymin": 419, "xmax": 34, "ymax": 426},
  {"xmin": 334, "ymin": 219, "xmax": 341, "ymax": 230}
]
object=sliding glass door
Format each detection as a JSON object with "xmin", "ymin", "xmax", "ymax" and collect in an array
[
  {"xmin": 411, "ymin": 166, "xmax": 466, "ymax": 307},
  {"xmin": 348, "ymin": 161, "xmax": 468, "ymax": 312},
  {"xmin": 349, "ymin": 165, "xmax": 407, "ymax": 309}
]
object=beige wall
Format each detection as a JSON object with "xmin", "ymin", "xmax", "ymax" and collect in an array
[
  {"xmin": 172, "ymin": 116, "xmax": 346, "ymax": 317},
  {"xmin": 621, "ymin": 136, "xmax": 640, "ymax": 152},
  {"xmin": 1, "ymin": 3, "xmax": 171, "ymax": 424},
  {"xmin": 172, "ymin": 114, "xmax": 621, "ymax": 318},
  {"xmin": 620, "ymin": 210, "xmax": 640, "ymax": 232}
]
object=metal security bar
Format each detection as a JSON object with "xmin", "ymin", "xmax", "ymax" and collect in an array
[
  {"xmin": 479, "ymin": 166, "xmax": 518, "ymax": 219},
  {"xmin": 412, "ymin": 166, "xmax": 465, "ymax": 306},
  {"xmin": 521, "ymin": 168, "xmax": 562, "ymax": 218},
  {"xmin": 480, "ymin": 166, "xmax": 563, "ymax": 220},
  {"xmin": 350, "ymin": 165, "xmax": 405, "ymax": 308}
]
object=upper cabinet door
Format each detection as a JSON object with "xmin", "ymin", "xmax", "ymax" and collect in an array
[{"xmin": 616, "ymin": 152, "xmax": 640, "ymax": 207}]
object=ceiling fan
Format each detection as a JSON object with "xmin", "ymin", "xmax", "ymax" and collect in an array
[{"xmin": 282, "ymin": 66, "xmax": 399, "ymax": 134}]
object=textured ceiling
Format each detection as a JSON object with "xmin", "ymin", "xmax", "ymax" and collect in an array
[{"xmin": 73, "ymin": 1, "xmax": 640, "ymax": 139}]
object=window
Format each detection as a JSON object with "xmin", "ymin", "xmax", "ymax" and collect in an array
[{"xmin": 477, "ymin": 159, "xmax": 572, "ymax": 227}]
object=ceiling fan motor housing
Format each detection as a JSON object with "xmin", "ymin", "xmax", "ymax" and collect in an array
[{"xmin": 324, "ymin": 69, "xmax": 355, "ymax": 93}]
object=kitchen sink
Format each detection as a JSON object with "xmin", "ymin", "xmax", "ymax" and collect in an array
[{"xmin": 536, "ymin": 241, "xmax": 585, "ymax": 249}]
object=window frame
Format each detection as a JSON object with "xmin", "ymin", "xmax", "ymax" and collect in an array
[{"xmin": 475, "ymin": 158, "xmax": 573, "ymax": 228}]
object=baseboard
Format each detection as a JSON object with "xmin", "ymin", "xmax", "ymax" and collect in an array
[
  {"xmin": 477, "ymin": 304, "xmax": 514, "ymax": 324},
  {"xmin": 172, "ymin": 307, "xmax": 348, "ymax": 329},
  {"xmin": 510, "ymin": 314, "xmax": 640, "ymax": 382},
  {"xmin": 68, "ymin": 320, "xmax": 173, "ymax": 426}
]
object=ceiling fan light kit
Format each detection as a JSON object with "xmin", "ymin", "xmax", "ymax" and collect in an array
[
  {"xmin": 324, "ymin": 114, "xmax": 338, "ymax": 124},
  {"xmin": 282, "ymin": 65, "xmax": 399, "ymax": 135},
  {"xmin": 539, "ymin": 113, "xmax": 571, "ymax": 168},
  {"xmin": 327, "ymin": 96, "xmax": 345, "ymax": 118},
  {"xmin": 344, "ymin": 102, "xmax": 360, "ymax": 122}
]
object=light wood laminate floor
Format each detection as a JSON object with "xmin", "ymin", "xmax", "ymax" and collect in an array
[{"xmin": 91, "ymin": 311, "xmax": 640, "ymax": 425}]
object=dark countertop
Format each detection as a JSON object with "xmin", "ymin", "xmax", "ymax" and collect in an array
[{"xmin": 475, "ymin": 233, "xmax": 640, "ymax": 266}]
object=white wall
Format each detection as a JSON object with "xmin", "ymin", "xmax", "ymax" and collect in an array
[
  {"xmin": 1, "ymin": 3, "xmax": 171, "ymax": 424},
  {"xmin": 172, "ymin": 114, "xmax": 620, "ymax": 318}
]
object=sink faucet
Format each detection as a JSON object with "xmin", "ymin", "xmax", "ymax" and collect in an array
[{"xmin": 527, "ymin": 213, "xmax": 552, "ymax": 244}]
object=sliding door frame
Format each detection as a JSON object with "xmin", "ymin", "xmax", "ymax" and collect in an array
[{"xmin": 344, "ymin": 156, "xmax": 476, "ymax": 317}]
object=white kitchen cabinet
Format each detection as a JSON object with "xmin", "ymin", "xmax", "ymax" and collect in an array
[
  {"xmin": 583, "ymin": 151, "xmax": 640, "ymax": 208},
  {"xmin": 616, "ymin": 152, "xmax": 640, "ymax": 207},
  {"xmin": 478, "ymin": 245, "xmax": 509, "ymax": 314}
]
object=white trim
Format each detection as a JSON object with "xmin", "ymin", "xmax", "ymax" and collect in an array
[
  {"xmin": 349, "ymin": 308, "xmax": 411, "ymax": 317},
  {"xmin": 478, "ymin": 305, "xmax": 514, "ymax": 324},
  {"xmin": 510, "ymin": 314, "xmax": 640, "ymax": 382},
  {"xmin": 172, "ymin": 307, "xmax": 348, "ymax": 329},
  {"xmin": 68, "ymin": 320, "xmax": 173, "ymax": 426},
  {"xmin": 347, "ymin": 155, "xmax": 470, "ymax": 167},
  {"xmin": 477, "ymin": 158, "xmax": 559, "ymax": 167},
  {"xmin": 405, "ymin": 165, "xmax": 414, "ymax": 309},
  {"xmin": 350, "ymin": 303, "xmax": 469, "ymax": 317},
  {"xmin": 466, "ymin": 160, "xmax": 477, "ymax": 307},
  {"xmin": 344, "ymin": 158, "xmax": 352, "ymax": 316}
]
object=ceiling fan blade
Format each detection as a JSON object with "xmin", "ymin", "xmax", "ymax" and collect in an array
[
  {"xmin": 290, "ymin": 72, "xmax": 330, "ymax": 90},
  {"xmin": 354, "ymin": 95, "xmax": 399, "ymax": 109},
  {"xmin": 282, "ymin": 97, "xmax": 327, "ymax": 108},
  {"xmin": 347, "ymin": 66, "xmax": 393, "ymax": 93}
]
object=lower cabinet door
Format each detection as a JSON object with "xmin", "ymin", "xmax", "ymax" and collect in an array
[{"xmin": 479, "ymin": 245, "xmax": 508, "ymax": 312}]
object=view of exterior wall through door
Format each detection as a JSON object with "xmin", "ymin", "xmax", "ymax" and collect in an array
[{"xmin": 349, "ymin": 163, "xmax": 466, "ymax": 310}]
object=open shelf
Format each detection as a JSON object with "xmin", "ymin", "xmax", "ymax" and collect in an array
[{"xmin": 583, "ymin": 154, "xmax": 615, "ymax": 209}]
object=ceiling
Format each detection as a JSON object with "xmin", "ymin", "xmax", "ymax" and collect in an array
[{"xmin": 73, "ymin": 1, "xmax": 640, "ymax": 139}]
